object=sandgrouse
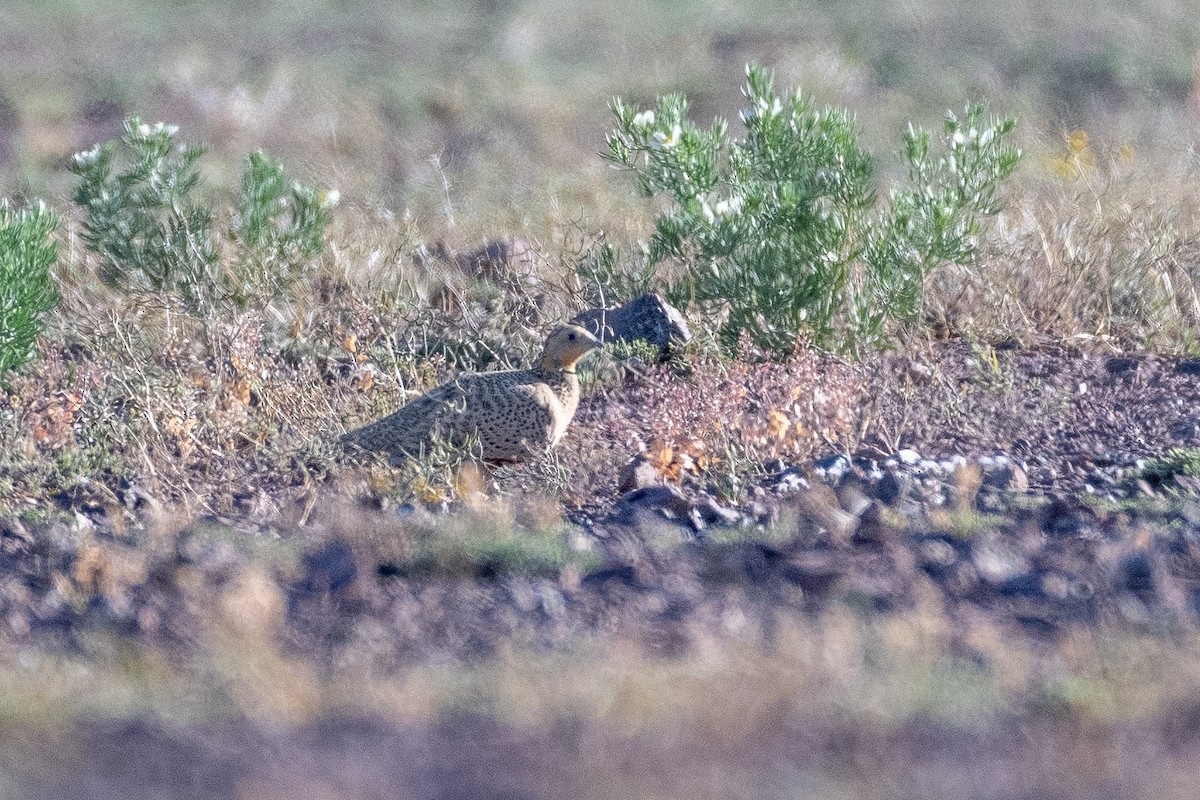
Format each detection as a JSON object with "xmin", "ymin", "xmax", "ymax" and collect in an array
[{"xmin": 341, "ymin": 324, "xmax": 601, "ymax": 464}]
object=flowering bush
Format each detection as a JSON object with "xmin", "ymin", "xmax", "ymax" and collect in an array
[
  {"xmin": 71, "ymin": 118, "xmax": 336, "ymax": 313},
  {"xmin": 607, "ymin": 64, "xmax": 1021, "ymax": 354},
  {"xmin": 71, "ymin": 118, "xmax": 218, "ymax": 311}
]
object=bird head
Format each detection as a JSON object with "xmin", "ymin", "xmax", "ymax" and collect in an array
[{"xmin": 537, "ymin": 324, "xmax": 602, "ymax": 373}]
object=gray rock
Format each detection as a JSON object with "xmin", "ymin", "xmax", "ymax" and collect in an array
[
  {"xmin": 982, "ymin": 460, "xmax": 1030, "ymax": 492},
  {"xmin": 971, "ymin": 534, "xmax": 1031, "ymax": 586},
  {"xmin": 616, "ymin": 485, "xmax": 697, "ymax": 527},
  {"xmin": 617, "ymin": 455, "xmax": 664, "ymax": 493},
  {"xmin": 747, "ymin": 500, "xmax": 778, "ymax": 526},
  {"xmin": 1105, "ymin": 356, "xmax": 1140, "ymax": 375},
  {"xmin": 813, "ymin": 454, "xmax": 851, "ymax": 483},
  {"xmin": 695, "ymin": 496, "xmax": 744, "ymax": 527},
  {"xmin": 919, "ymin": 537, "xmax": 959, "ymax": 572},
  {"xmin": 0, "ymin": 519, "xmax": 32, "ymax": 558},
  {"xmin": 297, "ymin": 540, "xmax": 358, "ymax": 596},
  {"xmin": 419, "ymin": 238, "xmax": 537, "ymax": 282},
  {"xmin": 837, "ymin": 476, "xmax": 873, "ymax": 517},
  {"xmin": 571, "ymin": 293, "xmax": 691, "ymax": 356},
  {"xmin": 875, "ymin": 471, "xmax": 909, "ymax": 506},
  {"xmin": 768, "ymin": 466, "xmax": 809, "ymax": 494}
]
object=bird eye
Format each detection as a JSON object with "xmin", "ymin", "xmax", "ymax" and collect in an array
[{"xmin": 568, "ymin": 333, "xmax": 576, "ymax": 340}]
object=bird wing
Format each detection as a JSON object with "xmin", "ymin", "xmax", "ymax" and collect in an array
[
  {"xmin": 341, "ymin": 377, "xmax": 472, "ymax": 454},
  {"xmin": 508, "ymin": 381, "xmax": 567, "ymax": 445}
]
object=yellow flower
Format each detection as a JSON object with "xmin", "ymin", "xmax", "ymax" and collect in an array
[{"xmin": 1046, "ymin": 130, "xmax": 1096, "ymax": 178}]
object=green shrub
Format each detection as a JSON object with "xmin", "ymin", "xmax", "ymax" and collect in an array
[
  {"xmin": 232, "ymin": 150, "xmax": 336, "ymax": 302},
  {"xmin": 71, "ymin": 119, "xmax": 336, "ymax": 312},
  {"xmin": 70, "ymin": 118, "xmax": 218, "ymax": 311},
  {"xmin": 1141, "ymin": 448, "xmax": 1200, "ymax": 488},
  {"xmin": 0, "ymin": 201, "xmax": 59, "ymax": 377},
  {"xmin": 606, "ymin": 63, "xmax": 1020, "ymax": 354}
]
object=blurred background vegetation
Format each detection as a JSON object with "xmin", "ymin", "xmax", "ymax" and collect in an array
[{"xmin": 4, "ymin": 0, "xmax": 1200, "ymax": 240}]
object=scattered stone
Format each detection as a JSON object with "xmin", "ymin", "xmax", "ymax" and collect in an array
[
  {"xmin": 998, "ymin": 572, "xmax": 1043, "ymax": 598},
  {"xmin": 1120, "ymin": 551, "xmax": 1157, "ymax": 599},
  {"xmin": 971, "ymin": 535, "xmax": 1032, "ymax": 586},
  {"xmin": 695, "ymin": 496, "xmax": 743, "ymax": 527},
  {"xmin": 72, "ymin": 511, "xmax": 95, "ymax": 535},
  {"xmin": 768, "ymin": 465, "xmax": 809, "ymax": 494},
  {"xmin": 296, "ymin": 540, "xmax": 358, "ymax": 597},
  {"xmin": 615, "ymin": 485, "xmax": 698, "ymax": 529},
  {"xmin": 837, "ymin": 476, "xmax": 873, "ymax": 517},
  {"xmin": 982, "ymin": 460, "xmax": 1030, "ymax": 492},
  {"xmin": 761, "ymin": 458, "xmax": 787, "ymax": 474},
  {"xmin": 793, "ymin": 485, "xmax": 859, "ymax": 542},
  {"xmin": 536, "ymin": 585, "xmax": 567, "ymax": 619},
  {"xmin": 1105, "ymin": 356, "xmax": 1140, "ymax": 375},
  {"xmin": 617, "ymin": 454, "xmax": 664, "ymax": 493},
  {"xmin": 571, "ymin": 293, "xmax": 691, "ymax": 356},
  {"xmin": 581, "ymin": 563, "xmax": 644, "ymax": 590},
  {"xmin": 918, "ymin": 537, "xmax": 960, "ymax": 575},
  {"xmin": 1170, "ymin": 416, "xmax": 1200, "ymax": 440},
  {"xmin": 454, "ymin": 239, "xmax": 535, "ymax": 282},
  {"xmin": 781, "ymin": 552, "xmax": 843, "ymax": 597},
  {"xmin": 0, "ymin": 519, "xmax": 32, "ymax": 558},
  {"xmin": 1042, "ymin": 497, "xmax": 1100, "ymax": 538},
  {"xmin": 875, "ymin": 471, "xmax": 909, "ymax": 506},
  {"xmin": 812, "ymin": 454, "xmax": 851, "ymax": 483},
  {"xmin": 746, "ymin": 500, "xmax": 778, "ymax": 526}
]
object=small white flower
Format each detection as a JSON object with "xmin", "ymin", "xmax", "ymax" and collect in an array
[
  {"xmin": 320, "ymin": 189, "xmax": 340, "ymax": 208},
  {"xmin": 754, "ymin": 97, "xmax": 784, "ymax": 118},
  {"xmin": 72, "ymin": 145, "xmax": 101, "ymax": 166},
  {"xmin": 699, "ymin": 196, "xmax": 715, "ymax": 224},
  {"xmin": 714, "ymin": 195, "xmax": 743, "ymax": 219},
  {"xmin": 632, "ymin": 110, "xmax": 656, "ymax": 128},
  {"xmin": 138, "ymin": 122, "xmax": 178, "ymax": 137},
  {"xmin": 651, "ymin": 123, "xmax": 681, "ymax": 150}
]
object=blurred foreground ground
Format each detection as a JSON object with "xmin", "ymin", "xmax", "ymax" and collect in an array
[{"xmin": 4, "ymin": 341, "xmax": 1200, "ymax": 798}]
